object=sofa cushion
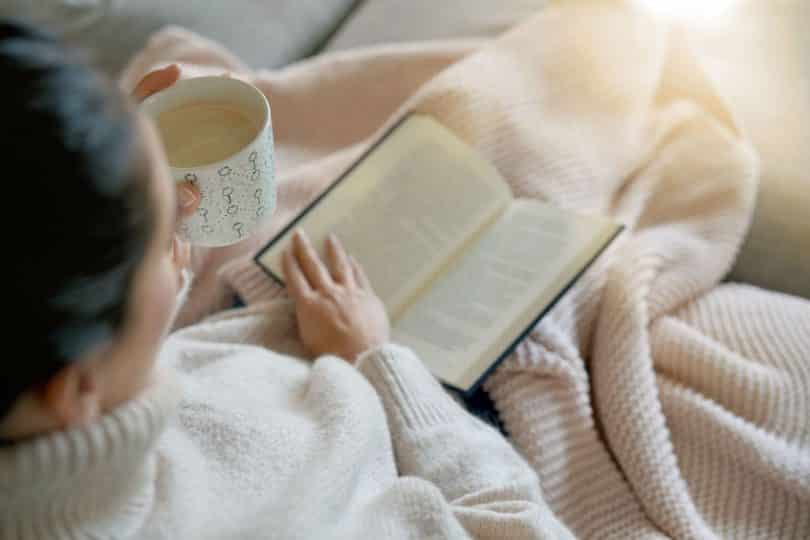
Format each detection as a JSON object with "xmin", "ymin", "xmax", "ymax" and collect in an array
[
  {"xmin": 2, "ymin": 0, "xmax": 358, "ymax": 76},
  {"xmin": 325, "ymin": 0, "xmax": 550, "ymax": 51}
]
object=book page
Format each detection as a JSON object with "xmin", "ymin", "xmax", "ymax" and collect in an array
[
  {"xmin": 256, "ymin": 115, "xmax": 512, "ymax": 317},
  {"xmin": 391, "ymin": 199, "xmax": 620, "ymax": 390}
]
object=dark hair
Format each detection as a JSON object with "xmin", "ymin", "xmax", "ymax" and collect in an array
[{"xmin": 1, "ymin": 20, "xmax": 154, "ymax": 420}]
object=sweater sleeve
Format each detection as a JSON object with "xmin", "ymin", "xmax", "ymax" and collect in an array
[{"xmin": 355, "ymin": 344, "xmax": 575, "ymax": 539}]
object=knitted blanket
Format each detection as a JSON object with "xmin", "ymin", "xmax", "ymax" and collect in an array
[{"xmin": 121, "ymin": 3, "xmax": 810, "ymax": 538}]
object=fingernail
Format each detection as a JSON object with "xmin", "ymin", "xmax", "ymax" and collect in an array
[
  {"xmin": 293, "ymin": 229, "xmax": 305, "ymax": 246},
  {"xmin": 179, "ymin": 185, "xmax": 196, "ymax": 208}
]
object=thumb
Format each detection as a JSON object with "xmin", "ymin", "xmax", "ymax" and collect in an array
[
  {"xmin": 132, "ymin": 64, "xmax": 181, "ymax": 102},
  {"xmin": 177, "ymin": 181, "xmax": 201, "ymax": 217}
]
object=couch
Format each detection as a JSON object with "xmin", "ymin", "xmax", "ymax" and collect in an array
[{"xmin": 4, "ymin": 0, "xmax": 807, "ymax": 299}]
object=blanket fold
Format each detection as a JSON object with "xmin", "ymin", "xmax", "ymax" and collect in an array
[{"xmin": 123, "ymin": 3, "xmax": 809, "ymax": 538}]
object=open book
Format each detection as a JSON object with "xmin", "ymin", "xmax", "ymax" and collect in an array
[{"xmin": 255, "ymin": 115, "xmax": 622, "ymax": 395}]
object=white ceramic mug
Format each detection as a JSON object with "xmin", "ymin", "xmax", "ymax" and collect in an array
[{"xmin": 140, "ymin": 76, "xmax": 276, "ymax": 247}]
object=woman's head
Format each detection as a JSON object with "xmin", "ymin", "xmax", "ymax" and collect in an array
[{"xmin": 1, "ymin": 21, "xmax": 187, "ymax": 439}]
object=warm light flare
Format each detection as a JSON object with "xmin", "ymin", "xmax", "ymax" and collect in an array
[{"xmin": 633, "ymin": 0, "xmax": 739, "ymax": 22}]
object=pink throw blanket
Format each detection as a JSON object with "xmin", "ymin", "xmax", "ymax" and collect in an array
[{"xmin": 122, "ymin": 4, "xmax": 810, "ymax": 538}]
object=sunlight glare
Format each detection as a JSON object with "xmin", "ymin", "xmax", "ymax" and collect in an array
[{"xmin": 633, "ymin": 0, "xmax": 739, "ymax": 22}]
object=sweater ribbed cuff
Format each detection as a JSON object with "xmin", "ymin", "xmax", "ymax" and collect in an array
[
  {"xmin": 219, "ymin": 255, "xmax": 286, "ymax": 305},
  {"xmin": 357, "ymin": 344, "xmax": 472, "ymax": 431}
]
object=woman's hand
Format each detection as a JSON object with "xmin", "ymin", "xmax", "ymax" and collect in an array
[
  {"xmin": 283, "ymin": 229, "xmax": 390, "ymax": 363},
  {"xmin": 132, "ymin": 65, "xmax": 199, "ymax": 287},
  {"xmin": 131, "ymin": 64, "xmax": 200, "ymax": 220}
]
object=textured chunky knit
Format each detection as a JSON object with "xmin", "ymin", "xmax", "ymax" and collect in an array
[{"xmin": 116, "ymin": 2, "xmax": 810, "ymax": 538}]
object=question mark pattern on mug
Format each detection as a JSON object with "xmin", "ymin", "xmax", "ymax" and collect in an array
[
  {"xmin": 222, "ymin": 186, "xmax": 234, "ymax": 205},
  {"xmin": 248, "ymin": 150, "xmax": 261, "ymax": 182},
  {"xmin": 233, "ymin": 222, "xmax": 244, "ymax": 238},
  {"xmin": 180, "ymin": 123, "xmax": 273, "ymax": 244},
  {"xmin": 199, "ymin": 207, "xmax": 213, "ymax": 234},
  {"xmin": 254, "ymin": 188, "xmax": 265, "ymax": 217}
]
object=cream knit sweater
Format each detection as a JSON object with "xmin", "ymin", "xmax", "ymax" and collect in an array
[
  {"xmin": 117, "ymin": 2, "xmax": 809, "ymax": 538},
  {"xmin": 0, "ymin": 298, "xmax": 573, "ymax": 539}
]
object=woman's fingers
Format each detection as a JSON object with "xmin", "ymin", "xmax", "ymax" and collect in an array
[
  {"xmin": 283, "ymin": 249, "xmax": 313, "ymax": 300},
  {"xmin": 177, "ymin": 181, "xmax": 201, "ymax": 218},
  {"xmin": 292, "ymin": 229, "xmax": 333, "ymax": 291},
  {"xmin": 324, "ymin": 233, "xmax": 354, "ymax": 285},
  {"xmin": 287, "ymin": 229, "xmax": 368, "ymax": 295},
  {"xmin": 350, "ymin": 255, "xmax": 372, "ymax": 291},
  {"xmin": 171, "ymin": 235, "xmax": 191, "ymax": 269},
  {"xmin": 132, "ymin": 64, "xmax": 181, "ymax": 102}
]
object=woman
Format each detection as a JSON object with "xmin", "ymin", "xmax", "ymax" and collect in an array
[{"xmin": 0, "ymin": 21, "xmax": 572, "ymax": 539}]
